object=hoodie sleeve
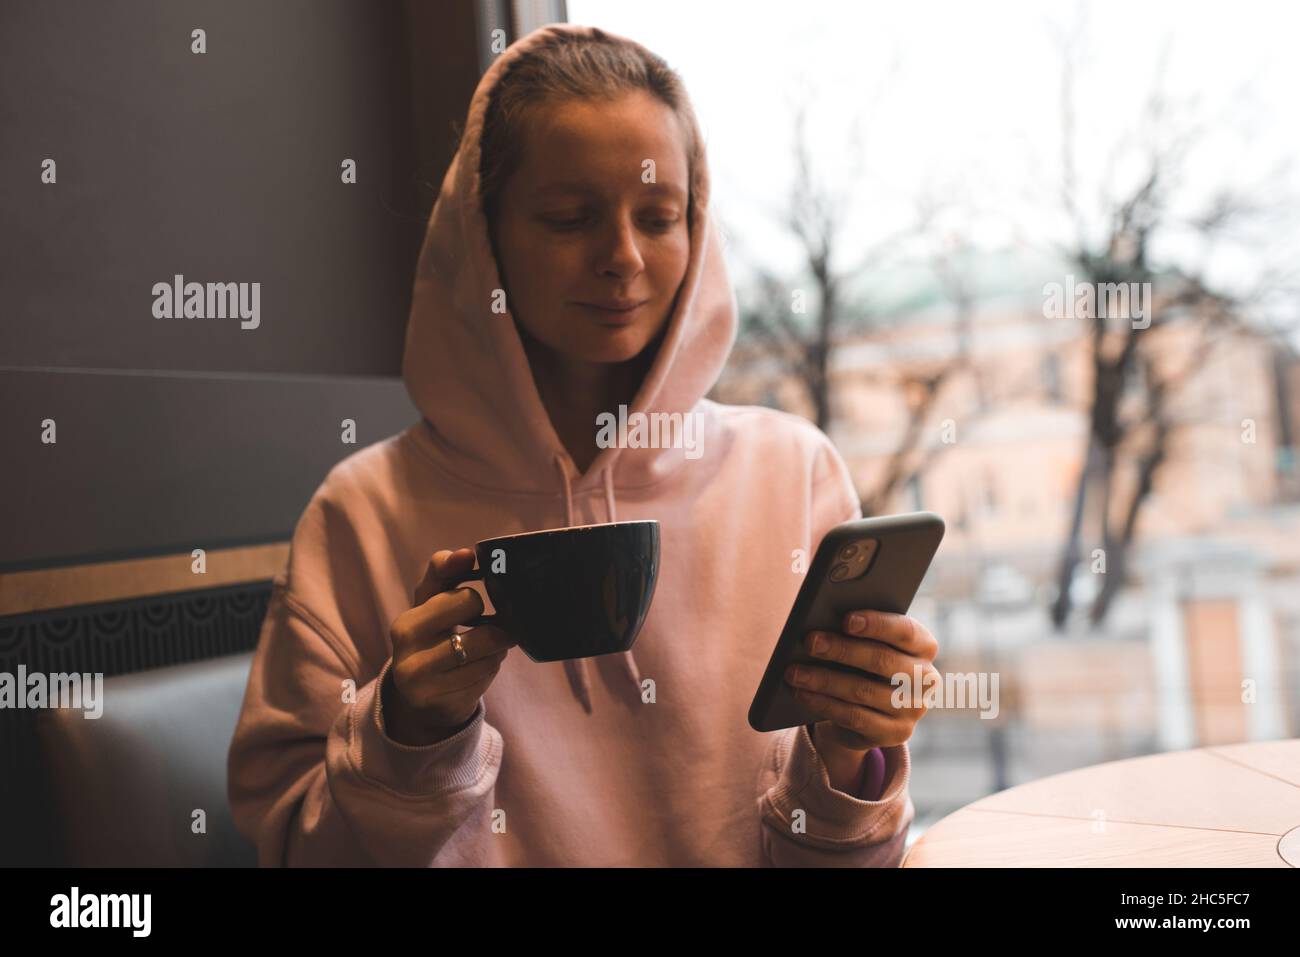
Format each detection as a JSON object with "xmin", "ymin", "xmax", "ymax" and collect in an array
[
  {"xmin": 757, "ymin": 725, "xmax": 915, "ymax": 867},
  {"xmin": 228, "ymin": 582, "xmax": 504, "ymax": 867},
  {"xmin": 755, "ymin": 432, "xmax": 916, "ymax": 866}
]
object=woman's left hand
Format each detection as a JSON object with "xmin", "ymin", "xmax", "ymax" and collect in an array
[{"xmin": 784, "ymin": 609, "xmax": 940, "ymax": 775}]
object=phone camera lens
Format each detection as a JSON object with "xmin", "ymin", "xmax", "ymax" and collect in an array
[
  {"xmin": 829, "ymin": 563, "xmax": 850, "ymax": 582},
  {"xmin": 838, "ymin": 543, "xmax": 858, "ymax": 560}
]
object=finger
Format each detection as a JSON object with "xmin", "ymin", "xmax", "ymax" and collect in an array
[
  {"xmin": 820, "ymin": 723, "xmax": 876, "ymax": 752},
  {"xmin": 784, "ymin": 662, "xmax": 923, "ymax": 717},
  {"xmin": 413, "ymin": 548, "xmax": 476, "ymax": 607},
  {"xmin": 391, "ymin": 586, "xmax": 485, "ymax": 655},
  {"xmin": 426, "ymin": 650, "xmax": 508, "ymax": 695},
  {"xmin": 840, "ymin": 610, "xmax": 939, "ymax": 659},
  {"xmin": 397, "ymin": 650, "xmax": 507, "ymax": 709},
  {"xmin": 405, "ymin": 624, "xmax": 516, "ymax": 674},
  {"xmin": 792, "ymin": 686, "xmax": 911, "ymax": 747},
  {"xmin": 802, "ymin": 629, "xmax": 915, "ymax": 681}
]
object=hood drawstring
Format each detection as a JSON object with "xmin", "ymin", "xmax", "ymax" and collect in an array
[{"xmin": 552, "ymin": 454, "xmax": 644, "ymax": 715}]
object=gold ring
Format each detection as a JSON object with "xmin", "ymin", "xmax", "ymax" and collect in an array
[{"xmin": 450, "ymin": 633, "xmax": 469, "ymax": 667}]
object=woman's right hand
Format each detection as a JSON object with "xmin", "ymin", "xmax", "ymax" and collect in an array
[{"xmin": 382, "ymin": 547, "xmax": 517, "ymax": 746}]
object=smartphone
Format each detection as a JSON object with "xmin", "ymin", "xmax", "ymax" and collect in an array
[{"xmin": 748, "ymin": 511, "xmax": 945, "ymax": 741}]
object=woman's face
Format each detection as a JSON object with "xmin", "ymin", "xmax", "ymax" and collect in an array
[{"xmin": 489, "ymin": 90, "xmax": 692, "ymax": 365}]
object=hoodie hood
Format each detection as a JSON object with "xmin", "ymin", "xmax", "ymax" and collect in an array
[{"xmin": 401, "ymin": 23, "xmax": 738, "ymax": 713}]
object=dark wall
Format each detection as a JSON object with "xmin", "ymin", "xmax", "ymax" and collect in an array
[
  {"xmin": 0, "ymin": 0, "xmax": 486, "ymax": 573},
  {"xmin": 0, "ymin": 0, "xmax": 495, "ymax": 865}
]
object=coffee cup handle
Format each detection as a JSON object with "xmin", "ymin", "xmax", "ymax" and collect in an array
[{"xmin": 454, "ymin": 565, "xmax": 500, "ymax": 629}]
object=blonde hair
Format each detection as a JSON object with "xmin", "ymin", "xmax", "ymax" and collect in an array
[{"xmin": 476, "ymin": 27, "xmax": 704, "ymax": 236}]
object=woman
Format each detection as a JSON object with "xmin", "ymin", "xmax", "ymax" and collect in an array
[{"xmin": 228, "ymin": 23, "xmax": 939, "ymax": 867}]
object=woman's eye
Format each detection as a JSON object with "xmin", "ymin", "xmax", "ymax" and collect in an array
[
  {"xmin": 542, "ymin": 215, "xmax": 588, "ymax": 230},
  {"xmin": 540, "ymin": 213, "xmax": 679, "ymax": 232}
]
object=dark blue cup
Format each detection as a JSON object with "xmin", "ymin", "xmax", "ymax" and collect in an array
[{"xmin": 455, "ymin": 520, "xmax": 659, "ymax": 662}]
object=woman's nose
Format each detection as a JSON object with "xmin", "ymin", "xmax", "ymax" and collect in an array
[{"xmin": 595, "ymin": 218, "xmax": 644, "ymax": 277}]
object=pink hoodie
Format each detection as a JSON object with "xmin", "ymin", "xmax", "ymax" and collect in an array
[{"xmin": 227, "ymin": 22, "xmax": 914, "ymax": 867}]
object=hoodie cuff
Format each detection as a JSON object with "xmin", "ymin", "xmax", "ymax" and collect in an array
[
  {"xmin": 767, "ymin": 724, "xmax": 912, "ymax": 843},
  {"xmin": 348, "ymin": 657, "xmax": 497, "ymax": 796}
]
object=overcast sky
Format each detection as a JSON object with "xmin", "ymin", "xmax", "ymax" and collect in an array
[{"xmin": 566, "ymin": 0, "xmax": 1299, "ymax": 326}]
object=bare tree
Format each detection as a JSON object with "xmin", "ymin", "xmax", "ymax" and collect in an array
[
  {"xmin": 729, "ymin": 101, "xmax": 890, "ymax": 431},
  {"xmin": 726, "ymin": 100, "xmax": 978, "ymax": 514},
  {"xmin": 858, "ymin": 230, "xmax": 980, "ymax": 516},
  {"xmin": 1044, "ymin": 34, "xmax": 1295, "ymax": 630}
]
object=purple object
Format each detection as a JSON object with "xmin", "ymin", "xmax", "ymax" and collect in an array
[{"xmin": 862, "ymin": 747, "xmax": 887, "ymax": 801}]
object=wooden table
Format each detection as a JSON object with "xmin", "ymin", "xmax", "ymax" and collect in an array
[{"xmin": 902, "ymin": 739, "xmax": 1300, "ymax": 867}]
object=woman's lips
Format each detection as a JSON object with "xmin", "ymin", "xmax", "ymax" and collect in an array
[{"xmin": 574, "ymin": 300, "xmax": 649, "ymax": 325}]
